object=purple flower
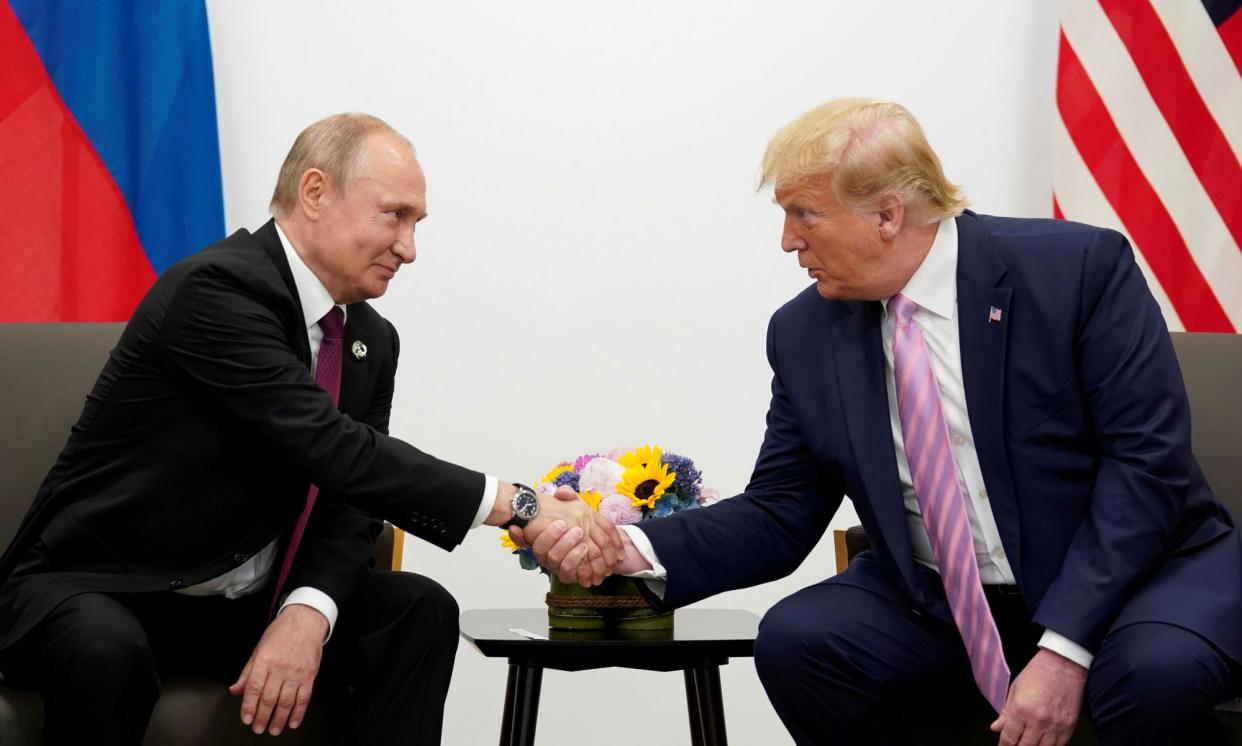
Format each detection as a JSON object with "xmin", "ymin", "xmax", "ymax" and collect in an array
[
  {"xmin": 661, "ymin": 451, "xmax": 702, "ymax": 501},
  {"xmin": 553, "ymin": 470, "xmax": 580, "ymax": 492}
]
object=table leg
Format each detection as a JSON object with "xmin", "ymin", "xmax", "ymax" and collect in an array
[
  {"xmin": 687, "ymin": 664, "xmax": 727, "ymax": 746},
  {"xmin": 500, "ymin": 661, "xmax": 543, "ymax": 746},
  {"xmin": 684, "ymin": 669, "xmax": 706, "ymax": 746}
]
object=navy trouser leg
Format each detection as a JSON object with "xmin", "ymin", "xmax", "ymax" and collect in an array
[
  {"xmin": 754, "ymin": 575, "xmax": 985, "ymax": 745},
  {"xmin": 1088, "ymin": 621, "xmax": 1237, "ymax": 746}
]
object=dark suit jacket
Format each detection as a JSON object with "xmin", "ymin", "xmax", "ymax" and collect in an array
[
  {"xmin": 0, "ymin": 220, "xmax": 484, "ymax": 653},
  {"xmin": 641, "ymin": 211, "xmax": 1242, "ymax": 662}
]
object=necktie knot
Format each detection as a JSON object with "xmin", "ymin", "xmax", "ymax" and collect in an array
[
  {"xmin": 319, "ymin": 307, "xmax": 344, "ymax": 340},
  {"xmin": 889, "ymin": 293, "xmax": 918, "ymax": 326}
]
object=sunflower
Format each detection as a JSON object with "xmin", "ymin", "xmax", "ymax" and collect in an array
[
  {"xmin": 499, "ymin": 532, "xmax": 520, "ymax": 551},
  {"xmin": 579, "ymin": 490, "xmax": 603, "ymax": 511},
  {"xmin": 539, "ymin": 462, "xmax": 575, "ymax": 485},
  {"xmin": 618, "ymin": 445, "xmax": 663, "ymax": 470},
  {"xmin": 617, "ymin": 460, "xmax": 677, "ymax": 510}
]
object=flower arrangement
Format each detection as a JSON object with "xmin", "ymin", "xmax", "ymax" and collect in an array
[{"xmin": 501, "ymin": 445, "xmax": 720, "ymax": 570}]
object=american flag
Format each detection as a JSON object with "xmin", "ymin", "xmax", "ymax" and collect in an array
[
  {"xmin": 1054, "ymin": 0, "xmax": 1242, "ymax": 333},
  {"xmin": 989, "ymin": 306, "xmax": 1004, "ymax": 323}
]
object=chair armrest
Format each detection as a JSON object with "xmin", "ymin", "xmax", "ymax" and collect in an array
[
  {"xmin": 373, "ymin": 523, "xmax": 404, "ymax": 571},
  {"xmin": 832, "ymin": 526, "xmax": 873, "ymax": 574}
]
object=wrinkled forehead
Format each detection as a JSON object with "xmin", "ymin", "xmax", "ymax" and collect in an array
[
  {"xmin": 350, "ymin": 138, "xmax": 428, "ymax": 212},
  {"xmin": 774, "ymin": 175, "xmax": 839, "ymax": 208}
]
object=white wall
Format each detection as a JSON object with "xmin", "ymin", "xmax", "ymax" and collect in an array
[{"xmin": 205, "ymin": 2, "xmax": 1060, "ymax": 743}]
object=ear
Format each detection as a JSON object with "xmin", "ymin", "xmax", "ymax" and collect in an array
[
  {"xmin": 875, "ymin": 194, "xmax": 905, "ymax": 241},
  {"xmin": 297, "ymin": 168, "xmax": 332, "ymax": 220}
]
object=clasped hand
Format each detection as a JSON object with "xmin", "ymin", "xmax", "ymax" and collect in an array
[{"xmin": 510, "ymin": 486, "xmax": 627, "ymax": 586}]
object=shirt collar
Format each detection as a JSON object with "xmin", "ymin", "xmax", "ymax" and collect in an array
[
  {"xmin": 882, "ymin": 217, "xmax": 958, "ymax": 320},
  {"xmin": 273, "ymin": 221, "xmax": 346, "ymax": 330}
]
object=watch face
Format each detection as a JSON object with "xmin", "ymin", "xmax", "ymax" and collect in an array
[{"xmin": 515, "ymin": 490, "xmax": 539, "ymax": 519}]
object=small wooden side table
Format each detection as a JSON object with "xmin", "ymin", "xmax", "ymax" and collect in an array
[{"xmin": 459, "ymin": 608, "xmax": 760, "ymax": 746}]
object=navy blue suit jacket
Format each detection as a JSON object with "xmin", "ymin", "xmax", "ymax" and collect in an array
[{"xmin": 641, "ymin": 211, "xmax": 1242, "ymax": 661}]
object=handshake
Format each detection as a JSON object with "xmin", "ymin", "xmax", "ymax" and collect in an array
[{"xmin": 499, "ymin": 484, "xmax": 652, "ymax": 586}]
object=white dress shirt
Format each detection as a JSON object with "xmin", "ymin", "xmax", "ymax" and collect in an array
[
  {"xmin": 623, "ymin": 218, "xmax": 1093, "ymax": 669},
  {"xmin": 178, "ymin": 222, "xmax": 498, "ymax": 640}
]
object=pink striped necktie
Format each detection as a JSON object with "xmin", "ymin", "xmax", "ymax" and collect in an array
[
  {"xmin": 269, "ymin": 306, "xmax": 345, "ymax": 617},
  {"xmin": 889, "ymin": 293, "xmax": 1010, "ymax": 714}
]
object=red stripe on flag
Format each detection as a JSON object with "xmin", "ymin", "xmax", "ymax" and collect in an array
[
  {"xmin": 0, "ymin": 2, "xmax": 155, "ymax": 321},
  {"xmin": 1099, "ymin": 0, "xmax": 1242, "ymax": 254},
  {"xmin": 1219, "ymin": 8, "xmax": 1242, "ymax": 76},
  {"xmin": 1052, "ymin": 196, "xmax": 1064, "ymax": 220},
  {"xmin": 1056, "ymin": 31, "xmax": 1234, "ymax": 332}
]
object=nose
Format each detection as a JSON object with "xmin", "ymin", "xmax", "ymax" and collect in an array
[
  {"xmin": 781, "ymin": 215, "xmax": 805, "ymax": 253},
  {"xmin": 394, "ymin": 227, "xmax": 416, "ymax": 264}
]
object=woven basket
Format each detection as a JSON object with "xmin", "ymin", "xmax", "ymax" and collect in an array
[{"xmin": 545, "ymin": 575, "xmax": 674, "ymax": 630}]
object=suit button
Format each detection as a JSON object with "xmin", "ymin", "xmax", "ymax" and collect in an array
[
  {"xmin": 438, "ymin": 527, "xmax": 446, "ymax": 534},
  {"xmin": 169, "ymin": 579, "xmax": 184, "ymax": 590},
  {"xmin": 233, "ymin": 553, "xmax": 250, "ymax": 564}
]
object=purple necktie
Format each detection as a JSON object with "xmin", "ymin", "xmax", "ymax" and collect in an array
[
  {"xmin": 269, "ymin": 306, "xmax": 344, "ymax": 617},
  {"xmin": 890, "ymin": 294, "xmax": 1010, "ymax": 714}
]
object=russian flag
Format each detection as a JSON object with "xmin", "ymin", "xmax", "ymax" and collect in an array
[{"xmin": 0, "ymin": 0, "xmax": 223, "ymax": 321}]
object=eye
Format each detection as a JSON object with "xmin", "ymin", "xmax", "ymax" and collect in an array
[{"xmin": 385, "ymin": 209, "xmax": 402, "ymax": 219}]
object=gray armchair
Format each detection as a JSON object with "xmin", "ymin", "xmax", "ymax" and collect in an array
[
  {"xmin": 0, "ymin": 323, "xmax": 401, "ymax": 745},
  {"xmin": 832, "ymin": 331, "xmax": 1242, "ymax": 744}
]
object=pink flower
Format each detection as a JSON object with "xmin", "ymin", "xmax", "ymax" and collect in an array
[
  {"xmin": 698, "ymin": 486, "xmax": 720, "ymax": 506},
  {"xmin": 578, "ymin": 458, "xmax": 624, "ymax": 495},
  {"xmin": 606, "ymin": 446, "xmax": 631, "ymax": 461},
  {"xmin": 600, "ymin": 494, "xmax": 643, "ymax": 525},
  {"xmin": 573, "ymin": 453, "xmax": 602, "ymax": 472}
]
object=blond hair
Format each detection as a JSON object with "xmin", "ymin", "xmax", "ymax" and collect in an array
[
  {"xmin": 270, "ymin": 113, "xmax": 410, "ymax": 216},
  {"xmin": 760, "ymin": 98, "xmax": 967, "ymax": 225}
]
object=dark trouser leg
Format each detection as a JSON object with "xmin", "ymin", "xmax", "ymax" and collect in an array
[
  {"xmin": 0, "ymin": 593, "xmax": 161, "ymax": 746},
  {"xmin": 1088, "ymin": 621, "xmax": 1238, "ymax": 746},
  {"xmin": 319, "ymin": 569, "xmax": 460, "ymax": 746},
  {"xmin": 753, "ymin": 570, "xmax": 986, "ymax": 746}
]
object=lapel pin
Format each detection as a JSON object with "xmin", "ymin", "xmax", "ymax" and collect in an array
[
  {"xmin": 351, "ymin": 340, "xmax": 368, "ymax": 360},
  {"xmin": 988, "ymin": 306, "xmax": 1003, "ymax": 323}
]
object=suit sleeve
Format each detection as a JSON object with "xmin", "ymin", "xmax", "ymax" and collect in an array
[
  {"xmin": 1030, "ymin": 231, "xmax": 1197, "ymax": 651},
  {"xmin": 638, "ymin": 315, "xmax": 843, "ymax": 609},
  {"xmin": 158, "ymin": 263, "xmax": 484, "ymax": 550},
  {"xmin": 284, "ymin": 320, "xmax": 402, "ymax": 612}
]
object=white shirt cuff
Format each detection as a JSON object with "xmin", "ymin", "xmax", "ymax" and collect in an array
[
  {"xmin": 618, "ymin": 525, "xmax": 669, "ymax": 599},
  {"xmin": 279, "ymin": 587, "xmax": 339, "ymax": 644},
  {"xmin": 1038, "ymin": 629, "xmax": 1094, "ymax": 669},
  {"xmin": 471, "ymin": 475, "xmax": 499, "ymax": 529}
]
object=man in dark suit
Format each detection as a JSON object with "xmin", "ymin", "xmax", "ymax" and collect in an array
[
  {"xmin": 0, "ymin": 113, "xmax": 621, "ymax": 745},
  {"xmin": 522, "ymin": 99, "xmax": 1242, "ymax": 745}
]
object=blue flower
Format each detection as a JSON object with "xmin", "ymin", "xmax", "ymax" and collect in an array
[
  {"xmin": 517, "ymin": 547, "xmax": 542, "ymax": 572},
  {"xmin": 553, "ymin": 470, "xmax": 581, "ymax": 492},
  {"xmin": 652, "ymin": 492, "xmax": 681, "ymax": 518},
  {"xmin": 661, "ymin": 452, "xmax": 702, "ymax": 502}
]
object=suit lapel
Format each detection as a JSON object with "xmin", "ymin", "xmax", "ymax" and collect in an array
[
  {"xmin": 254, "ymin": 219, "xmax": 313, "ymax": 370},
  {"xmin": 337, "ymin": 307, "xmax": 373, "ymax": 419},
  {"xmin": 955, "ymin": 212, "xmax": 1023, "ymax": 581},
  {"xmin": 831, "ymin": 301, "xmax": 925, "ymax": 598}
]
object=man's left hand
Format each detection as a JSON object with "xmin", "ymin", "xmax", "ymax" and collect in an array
[
  {"xmin": 991, "ymin": 648, "xmax": 1087, "ymax": 746},
  {"xmin": 228, "ymin": 604, "xmax": 328, "ymax": 736}
]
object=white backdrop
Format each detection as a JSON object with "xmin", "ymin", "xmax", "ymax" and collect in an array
[{"xmin": 205, "ymin": 2, "xmax": 1060, "ymax": 743}]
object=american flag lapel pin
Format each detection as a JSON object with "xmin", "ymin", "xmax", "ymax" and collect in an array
[{"xmin": 988, "ymin": 306, "xmax": 1003, "ymax": 323}]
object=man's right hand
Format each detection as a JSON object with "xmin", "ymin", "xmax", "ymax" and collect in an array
[{"xmin": 512, "ymin": 486, "xmax": 625, "ymax": 586}]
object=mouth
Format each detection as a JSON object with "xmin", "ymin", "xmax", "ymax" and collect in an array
[{"xmin": 373, "ymin": 265, "xmax": 397, "ymax": 279}]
